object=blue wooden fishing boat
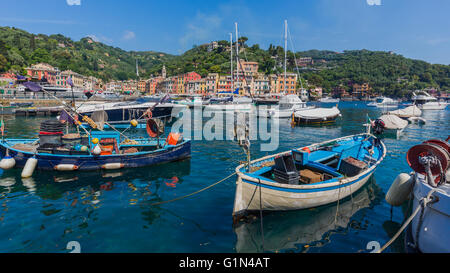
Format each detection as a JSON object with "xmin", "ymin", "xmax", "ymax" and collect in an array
[
  {"xmin": 233, "ymin": 133, "xmax": 386, "ymax": 218},
  {"xmin": 0, "ymin": 129, "xmax": 190, "ymax": 172}
]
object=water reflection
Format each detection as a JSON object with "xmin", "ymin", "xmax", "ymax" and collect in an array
[{"xmin": 234, "ymin": 180, "xmax": 382, "ymax": 253}]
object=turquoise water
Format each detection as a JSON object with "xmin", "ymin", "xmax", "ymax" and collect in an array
[{"xmin": 0, "ymin": 101, "xmax": 448, "ymax": 253}]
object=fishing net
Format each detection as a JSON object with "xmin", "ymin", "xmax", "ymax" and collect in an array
[{"xmin": 91, "ymin": 110, "xmax": 108, "ymax": 130}]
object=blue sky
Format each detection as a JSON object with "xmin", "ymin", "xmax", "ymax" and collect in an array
[{"xmin": 1, "ymin": 0, "xmax": 449, "ymax": 64}]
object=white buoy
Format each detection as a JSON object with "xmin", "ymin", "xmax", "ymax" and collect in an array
[
  {"xmin": 92, "ymin": 144, "xmax": 101, "ymax": 155},
  {"xmin": 101, "ymin": 163, "xmax": 124, "ymax": 170},
  {"xmin": 54, "ymin": 164, "xmax": 79, "ymax": 171},
  {"xmin": 21, "ymin": 156, "xmax": 38, "ymax": 178},
  {"xmin": 0, "ymin": 155, "xmax": 15, "ymax": 170},
  {"xmin": 386, "ymin": 173, "xmax": 413, "ymax": 206}
]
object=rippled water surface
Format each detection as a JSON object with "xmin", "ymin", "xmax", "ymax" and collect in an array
[{"xmin": 0, "ymin": 101, "xmax": 448, "ymax": 253}]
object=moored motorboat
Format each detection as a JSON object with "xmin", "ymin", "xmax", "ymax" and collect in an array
[
  {"xmin": 258, "ymin": 95, "xmax": 313, "ymax": 118},
  {"xmin": 292, "ymin": 106, "xmax": 341, "ymax": 125},
  {"xmin": 385, "ymin": 138, "xmax": 450, "ymax": 253},
  {"xmin": 232, "ymin": 133, "xmax": 386, "ymax": 218},
  {"xmin": 388, "ymin": 105, "xmax": 422, "ymax": 119},
  {"xmin": 206, "ymin": 96, "xmax": 253, "ymax": 113},
  {"xmin": 412, "ymin": 91, "xmax": 448, "ymax": 110},
  {"xmin": 367, "ymin": 97, "xmax": 398, "ymax": 108},
  {"xmin": 319, "ymin": 97, "xmax": 340, "ymax": 103},
  {"xmin": 371, "ymin": 114, "xmax": 408, "ymax": 138},
  {"xmin": 76, "ymin": 97, "xmax": 187, "ymax": 124}
]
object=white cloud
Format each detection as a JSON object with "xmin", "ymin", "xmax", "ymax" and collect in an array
[
  {"xmin": 123, "ymin": 30, "xmax": 136, "ymax": 40},
  {"xmin": 366, "ymin": 0, "xmax": 381, "ymax": 6},
  {"xmin": 66, "ymin": 0, "xmax": 81, "ymax": 6}
]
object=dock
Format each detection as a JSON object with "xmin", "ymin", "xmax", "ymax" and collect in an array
[{"xmin": 14, "ymin": 106, "xmax": 63, "ymax": 117}]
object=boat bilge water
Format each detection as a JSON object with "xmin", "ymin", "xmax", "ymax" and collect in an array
[{"xmin": 232, "ymin": 133, "xmax": 386, "ymax": 219}]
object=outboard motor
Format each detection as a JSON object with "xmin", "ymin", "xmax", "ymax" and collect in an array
[{"xmin": 372, "ymin": 119, "xmax": 385, "ymax": 135}]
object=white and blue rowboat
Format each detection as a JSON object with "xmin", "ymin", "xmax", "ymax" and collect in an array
[{"xmin": 232, "ymin": 133, "xmax": 386, "ymax": 218}]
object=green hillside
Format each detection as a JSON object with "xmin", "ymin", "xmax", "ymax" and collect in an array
[
  {"xmin": 0, "ymin": 26, "xmax": 449, "ymax": 97},
  {"xmin": 0, "ymin": 26, "xmax": 175, "ymax": 81}
]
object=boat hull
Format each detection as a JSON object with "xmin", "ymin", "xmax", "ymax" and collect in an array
[
  {"xmin": 0, "ymin": 140, "xmax": 191, "ymax": 171},
  {"xmin": 234, "ymin": 168, "xmax": 374, "ymax": 213},
  {"xmin": 408, "ymin": 176, "xmax": 450, "ymax": 253},
  {"xmin": 417, "ymin": 103, "xmax": 448, "ymax": 110},
  {"xmin": 293, "ymin": 114, "xmax": 340, "ymax": 125}
]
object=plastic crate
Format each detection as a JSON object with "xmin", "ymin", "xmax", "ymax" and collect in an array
[{"xmin": 339, "ymin": 157, "xmax": 367, "ymax": 177}]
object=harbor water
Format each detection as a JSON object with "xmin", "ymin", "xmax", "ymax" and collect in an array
[{"xmin": 0, "ymin": 101, "xmax": 448, "ymax": 253}]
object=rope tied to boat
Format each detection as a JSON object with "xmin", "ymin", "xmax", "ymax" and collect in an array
[
  {"xmin": 419, "ymin": 154, "xmax": 445, "ymax": 187},
  {"xmin": 148, "ymin": 172, "xmax": 237, "ymax": 206},
  {"xmin": 376, "ymin": 188, "xmax": 439, "ymax": 253}
]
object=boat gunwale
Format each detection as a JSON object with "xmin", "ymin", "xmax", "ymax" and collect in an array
[{"xmin": 235, "ymin": 133, "xmax": 386, "ymax": 190}]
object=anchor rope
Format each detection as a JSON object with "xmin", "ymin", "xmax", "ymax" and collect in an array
[
  {"xmin": 148, "ymin": 172, "xmax": 237, "ymax": 206},
  {"xmin": 376, "ymin": 188, "xmax": 438, "ymax": 253}
]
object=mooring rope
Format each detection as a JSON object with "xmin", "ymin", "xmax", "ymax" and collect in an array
[
  {"xmin": 258, "ymin": 178, "xmax": 265, "ymax": 252},
  {"xmin": 376, "ymin": 189, "xmax": 438, "ymax": 253},
  {"xmin": 148, "ymin": 172, "xmax": 237, "ymax": 206}
]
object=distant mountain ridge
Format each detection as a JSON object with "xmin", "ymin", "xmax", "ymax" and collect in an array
[{"xmin": 0, "ymin": 26, "xmax": 449, "ymax": 96}]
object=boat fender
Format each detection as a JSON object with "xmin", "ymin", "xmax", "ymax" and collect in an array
[
  {"xmin": 385, "ymin": 173, "xmax": 413, "ymax": 206},
  {"xmin": 92, "ymin": 144, "xmax": 102, "ymax": 155},
  {"xmin": 54, "ymin": 164, "xmax": 79, "ymax": 171},
  {"xmin": 101, "ymin": 163, "xmax": 125, "ymax": 170},
  {"xmin": 130, "ymin": 119, "xmax": 138, "ymax": 127},
  {"xmin": 21, "ymin": 156, "xmax": 38, "ymax": 178},
  {"xmin": 0, "ymin": 156, "xmax": 15, "ymax": 170}
]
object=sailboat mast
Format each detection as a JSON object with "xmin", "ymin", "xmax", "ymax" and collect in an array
[
  {"xmin": 235, "ymin": 22, "xmax": 239, "ymax": 95},
  {"xmin": 284, "ymin": 20, "xmax": 287, "ymax": 94},
  {"xmin": 230, "ymin": 32, "xmax": 234, "ymax": 91}
]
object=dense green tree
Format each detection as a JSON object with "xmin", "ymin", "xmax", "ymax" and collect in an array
[{"xmin": 0, "ymin": 26, "xmax": 448, "ymax": 96}]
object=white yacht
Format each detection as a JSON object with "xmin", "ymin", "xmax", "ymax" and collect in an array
[
  {"xmin": 76, "ymin": 97, "xmax": 187, "ymax": 123},
  {"xmin": 319, "ymin": 96, "xmax": 340, "ymax": 103},
  {"xmin": 259, "ymin": 94, "xmax": 313, "ymax": 118},
  {"xmin": 367, "ymin": 97, "xmax": 398, "ymax": 108},
  {"xmin": 412, "ymin": 91, "xmax": 448, "ymax": 110},
  {"xmin": 206, "ymin": 96, "xmax": 253, "ymax": 112}
]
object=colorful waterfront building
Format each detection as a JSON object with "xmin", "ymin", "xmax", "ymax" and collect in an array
[
  {"xmin": 217, "ymin": 75, "xmax": 232, "ymax": 93},
  {"xmin": 26, "ymin": 63, "xmax": 58, "ymax": 85},
  {"xmin": 274, "ymin": 73, "xmax": 298, "ymax": 94},
  {"xmin": 206, "ymin": 73, "xmax": 219, "ymax": 94},
  {"xmin": 352, "ymin": 83, "xmax": 370, "ymax": 98}
]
